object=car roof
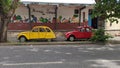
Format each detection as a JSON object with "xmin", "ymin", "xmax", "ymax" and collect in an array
[{"xmin": 33, "ymin": 26, "xmax": 49, "ymax": 28}]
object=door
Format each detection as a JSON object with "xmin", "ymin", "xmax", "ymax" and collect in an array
[
  {"xmin": 29, "ymin": 28, "xmax": 39, "ymax": 39},
  {"xmin": 45, "ymin": 28, "xmax": 54, "ymax": 38},
  {"xmin": 84, "ymin": 27, "xmax": 92, "ymax": 38},
  {"xmin": 92, "ymin": 17, "xmax": 98, "ymax": 29},
  {"xmin": 39, "ymin": 27, "xmax": 46, "ymax": 39},
  {"xmin": 76, "ymin": 28, "xmax": 86, "ymax": 39},
  {"xmin": 88, "ymin": 14, "xmax": 92, "ymax": 26}
]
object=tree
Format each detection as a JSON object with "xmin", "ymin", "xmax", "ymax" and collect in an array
[
  {"xmin": 92, "ymin": 0, "xmax": 120, "ymax": 27},
  {"xmin": 0, "ymin": 0, "xmax": 19, "ymax": 42},
  {"xmin": 90, "ymin": 0, "xmax": 119, "ymax": 43}
]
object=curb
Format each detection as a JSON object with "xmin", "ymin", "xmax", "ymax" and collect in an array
[
  {"xmin": 0, "ymin": 41, "xmax": 93, "ymax": 46},
  {"xmin": 0, "ymin": 41, "xmax": 120, "ymax": 46}
]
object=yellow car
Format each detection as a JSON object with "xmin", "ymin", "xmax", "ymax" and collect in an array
[{"xmin": 17, "ymin": 26, "xmax": 56, "ymax": 42}]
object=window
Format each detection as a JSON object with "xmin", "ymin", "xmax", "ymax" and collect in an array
[
  {"xmin": 74, "ymin": 9, "xmax": 79, "ymax": 14},
  {"xmin": 46, "ymin": 28, "xmax": 51, "ymax": 32},
  {"xmin": 86, "ymin": 28, "xmax": 91, "ymax": 32},
  {"xmin": 32, "ymin": 28, "xmax": 38, "ymax": 32},
  {"xmin": 39, "ymin": 28, "xmax": 46, "ymax": 32},
  {"xmin": 80, "ymin": 28, "xmax": 85, "ymax": 32}
]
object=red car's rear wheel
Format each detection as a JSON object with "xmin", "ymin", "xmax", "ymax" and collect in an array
[{"xmin": 68, "ymin": 36, "xmax": 75, "ymax": 41}]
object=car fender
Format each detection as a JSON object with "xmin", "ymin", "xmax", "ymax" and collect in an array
[
  {"xmin": 18, "ymin": 32, "xmax": 29, "ymax": 40},
  {"xmin": 66, "ymin": 33, "xmax": 74, "ymax": 38}
]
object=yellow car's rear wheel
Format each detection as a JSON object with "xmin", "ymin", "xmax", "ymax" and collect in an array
[{"xmin": 19, "ymin": 36, "xmax": 27, "ymax": 42}]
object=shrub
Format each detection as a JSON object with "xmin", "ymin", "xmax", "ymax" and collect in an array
[{"xmin": 90, "ymin": 28, "xmax": 113, "ymax": 43}]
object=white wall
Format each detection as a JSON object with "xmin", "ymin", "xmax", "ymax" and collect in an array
[
  {"xmin": 14, "ymin": 4, "xmax": 56, "ymax": 22},
  {"xmin": 15, "ymin": 5, "xmax": 29, "ymax": 20},
  {"xmin": 105, "ymin": 19, "xmax": 120, "ymax": 30},
  {"xmin": 57, "ymin": 6, "xmax": 75, "ymax": 20},
  {"xmin": 105, "ymin": 19, "xmax": 120, "ymax": 40},
  {"xmin": 14, "ymin": 4, "xmax": 80, "ymax": 23}
]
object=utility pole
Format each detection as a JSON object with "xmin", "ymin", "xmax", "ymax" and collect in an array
[
  {"xmin": 54, "ymin": 5, "xmax": 58, "ymax": 30},
  {"xmin": 27, "ymin": 4, "xmax": 32, "ymax": 29}
]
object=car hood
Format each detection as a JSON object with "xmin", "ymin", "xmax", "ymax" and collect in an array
[{"xmin": 65, "ymin": 30, "xmax": 76, "ymax": 34}]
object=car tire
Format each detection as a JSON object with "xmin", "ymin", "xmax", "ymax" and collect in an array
[
  {"xmin": 47, "ymin": 39, "xmax": 52, "ymax": 42},
  {"xmin": 19, "ymin": 36, "xmax": 26, "ymax": 42},
  {"xmin": 69, "ymin": 36, "xmax": 75, "ymax": 41}
]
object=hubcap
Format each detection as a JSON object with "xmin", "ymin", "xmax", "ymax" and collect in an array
[
  {"xmin": 20, "ymin": 37, "xmax": 26, "ymax": 42},
  {"xmin": 69, "ymin": 37, "xmax": 74, "ymax": 41}
]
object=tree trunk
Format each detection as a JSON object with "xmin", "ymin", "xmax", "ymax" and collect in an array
[
  {"xmin": 0, "ymin": 15, "xmax": 9, "ymax": 42},
  {"xmin": 95, "ymin": 0, "xmax": 100, "ymax": 3},
  {"xmin": 98, "ymin": 17, "xmax": 105, "ymax": 29},
  {"xmin": 0, "ymin": 0, "xmax": 19, "ymax": 43}
]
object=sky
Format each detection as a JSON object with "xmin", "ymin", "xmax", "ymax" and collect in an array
[{"xmin": 20, "ymin": 0, "xmax": 95, "ymax": 4}]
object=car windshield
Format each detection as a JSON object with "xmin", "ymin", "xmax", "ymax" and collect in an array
[{"xmin": 74, "ymin": 27, "xmax": 92, "ymax": 32}]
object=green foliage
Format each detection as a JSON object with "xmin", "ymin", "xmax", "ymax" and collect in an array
[
  {"xmin": 90, "ymin": 29, "xmax": 113, "ymax": 43},
  {"xmin": 0, "ymin": 0, "xmax": 12, "ymax": 14},
  {"xmin": 0, "ymin": 0, "xmax": 20, "ymax": 14},
  {"xmin": 73, "ymin": 14, "xmax": 78, "ymax": 17},
  {"xmin": 92, "ymin": 0, "xmax": 120, "ymax": 24},
  {"xmin": 0, "ymin": 0, "xmax": 20, "ymax": 42}
]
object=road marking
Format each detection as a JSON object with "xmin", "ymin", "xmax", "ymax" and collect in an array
[
  {"xmin": 65, "ymin": 53, "xmax": 72, "ymax": 55},
  {"xmin": 2, "ymin": 61, "xmax": 63, "ymax": 66},
  {"xmin": 88, "ymin": 59, "xmax": 120, "ymax": 68},
  {"xmin": 44, "ymin": 50, "xmax": 51, "ymax": 52},
  {"xmin": 29, "ymin": 48, "xmax": 39, "ymax": 52}
]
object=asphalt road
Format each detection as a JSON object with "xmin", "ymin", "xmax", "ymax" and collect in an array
[{"xmin": 0, "ymin": 44, "xmax": 120, "ymax": 68}]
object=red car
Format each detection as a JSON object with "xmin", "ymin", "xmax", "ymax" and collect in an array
[{"xmin": 65, "ymin": 26, "xmax": 92, "ymax": 41}]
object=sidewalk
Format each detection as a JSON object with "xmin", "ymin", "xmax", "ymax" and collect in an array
[
  {"xmin": 5, "ymin": 31, "xmax": 92, "ymax": 45},
  {"xmin": 5, "ymin": 31, "xmax": 120, "ymax": 45},
  {"xmin": 0, "ymin": 41, "xmax": 93, "ymax": 46}
]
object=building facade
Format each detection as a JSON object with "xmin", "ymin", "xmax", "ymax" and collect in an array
[{"xmin": 9, "ymin": 3, "xmax": 95, "ymax": 30}]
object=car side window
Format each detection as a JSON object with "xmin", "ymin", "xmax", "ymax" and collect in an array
[
  {"xmin": 46, "ymin": 28, "xmax": 51, "ymax": 32},
  {"xmin": 32, "ymin": 28, "xmax": 38, "ymax": 32},
  {"xmin": 80, "ymin": 28, "xmax": 85, "ymax": 32},
  {"xmin": 39, "ymin": 28, "xmax": 46, "ymax": 32},
  {"xmin": 86, "ymin": 28, "xmax": 91, "ymax": 32}
]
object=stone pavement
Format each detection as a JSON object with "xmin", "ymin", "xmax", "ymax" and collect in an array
[
  {"xmin": 7, "ymin": 31, "xmax": 67, "ymax": 42},
  {"xmin": 0, "ymin": 41, "xmax": 93, "ymax": 46},
  {"xmin": 5, "ymin": 31, "xmax": 93, "ymax": 45}
]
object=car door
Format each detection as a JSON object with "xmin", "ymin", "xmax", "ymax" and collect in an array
[
  {"xmin": 29, "ymin": 28, "xmax": 39, "ymax": 39},
  {"xmin": 45, "ymin": 27, "xmax": 53, "ymax": 38},
  {"xmin": 75, "ymin": 28, "xmax": 85, "ymax": 39},
  {"xmin": 39, "ymin": 27, "xmax": 46, "ymax": 39},
  {"xmin": 84, "ymin": 27, "xmax": 92, "ymax": 38}
]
